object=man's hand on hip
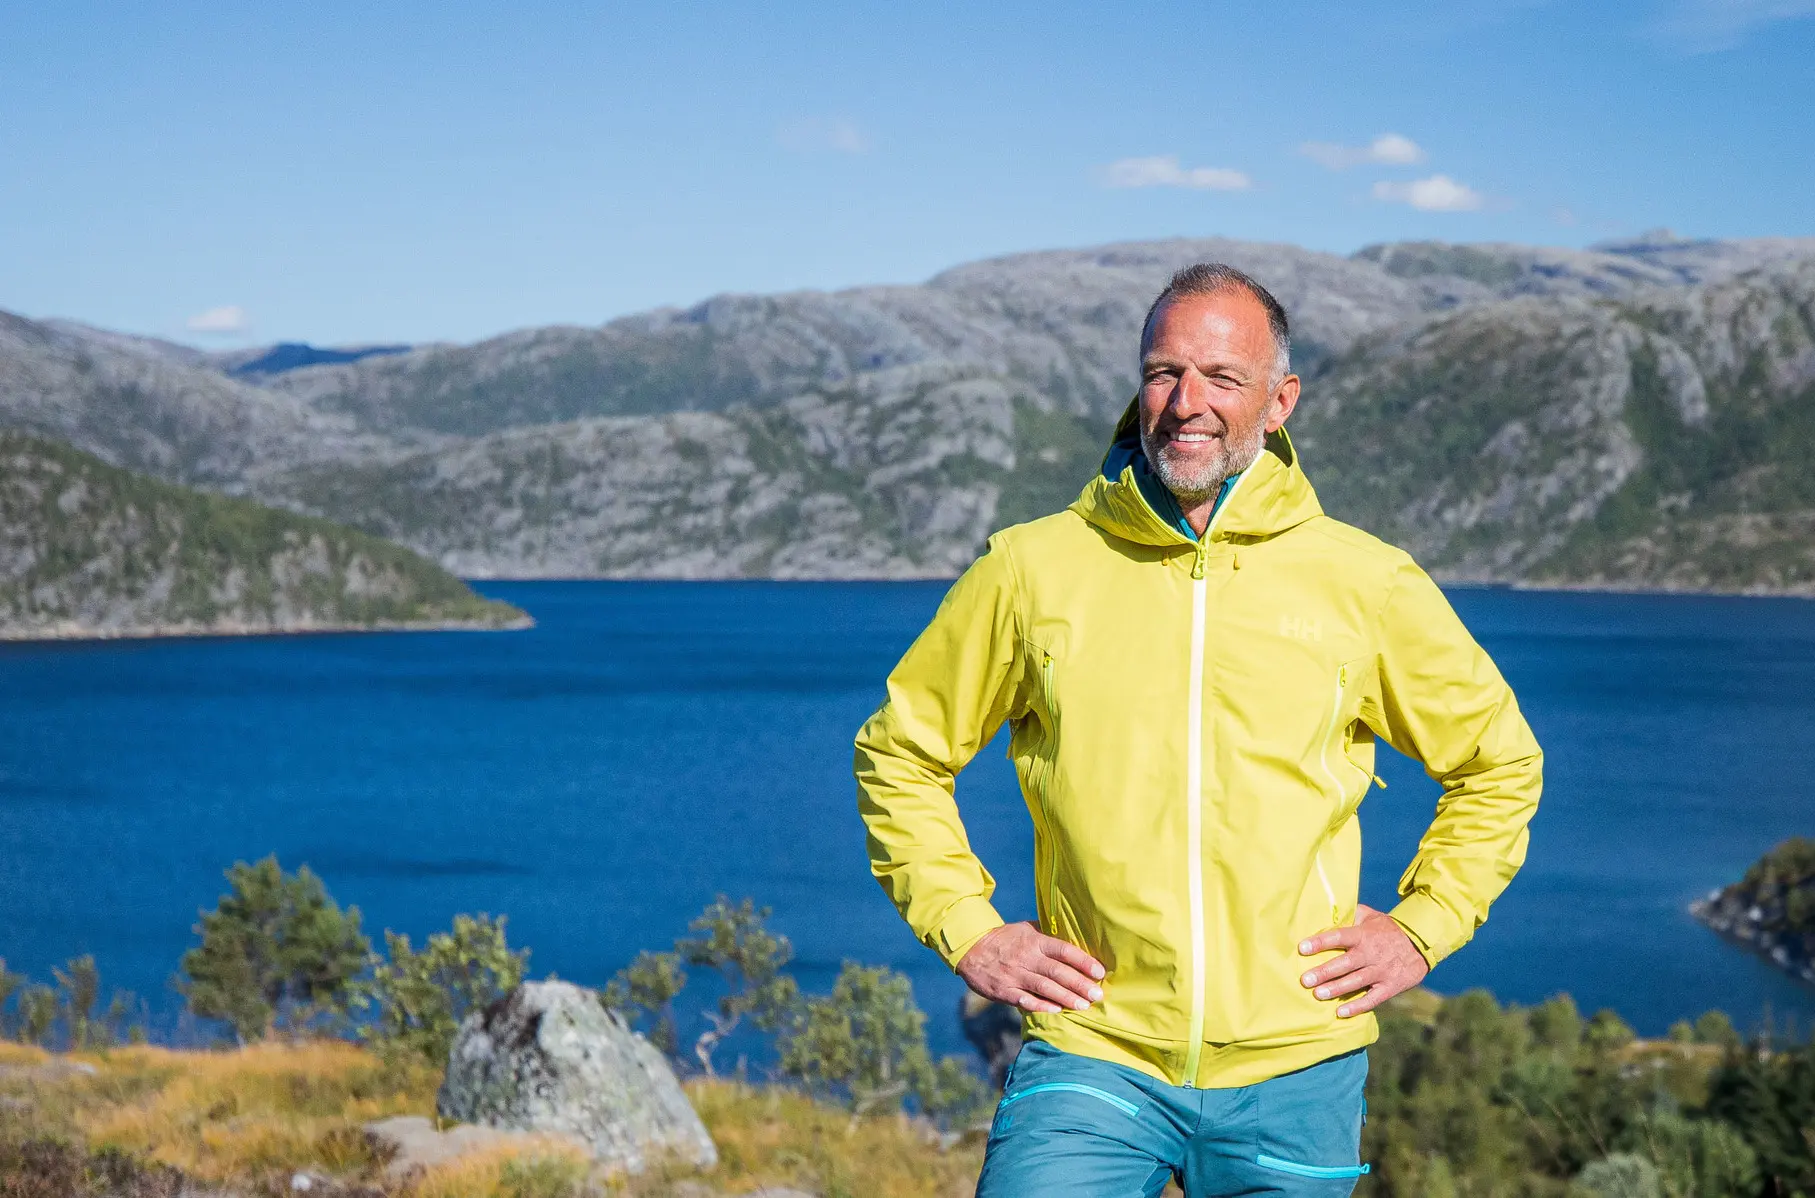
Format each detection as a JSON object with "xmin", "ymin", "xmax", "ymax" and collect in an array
[
  {"xmin": 1297, "ymin": 903, "xmax": 1429, "ymax": 1018},
  {"xmin": 957, "ymin": 922, "xmax": 1106, "ymax": 1014}
]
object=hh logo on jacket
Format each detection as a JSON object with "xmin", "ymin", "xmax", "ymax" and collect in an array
[{"xmin": 1278, "ymin": 615, "xmax": 1323, "ymax": 642}]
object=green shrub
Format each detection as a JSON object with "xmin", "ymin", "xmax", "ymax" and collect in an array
[
  {"xmin": 1705, "ymin": 1035, "xmax": 1815, "ymax": 1198},
  {"xmin": 1577, "ymin": 1153, "xmax": 1662, "ymax": 1198},
  {"xmin": 602, "ymin": 950, "xmax": 688, "ymax": 1056},
  {"xmin": 178, "ymin": 857, "xmax": 369, "ymax": 1043},
  {"xmin": 354, "ymin": 913, "xmax": 528, "ymax": 1065},
  {"xmin": 779, "ymin": 962, "xmax": 987, "ymax": 1124}
]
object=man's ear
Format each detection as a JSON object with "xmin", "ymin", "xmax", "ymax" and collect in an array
[{"xmin": 1265, "ymin": 375, "xmax": 1301, "ymax": 433}]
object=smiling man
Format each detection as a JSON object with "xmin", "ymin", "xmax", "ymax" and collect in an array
[{"xmin": 855, "ymin": 263, "xmax": 1542, "ymax": 1196}]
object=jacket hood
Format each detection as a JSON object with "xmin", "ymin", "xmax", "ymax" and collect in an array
[{"xmin": 1070, "ymin": 398, "xmax": 1324, "ymax": 547}]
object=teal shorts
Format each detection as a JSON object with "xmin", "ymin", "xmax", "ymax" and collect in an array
[{"xmin": 976, "ymin": 1040, "xmax": 1369, "ymax": 1197}]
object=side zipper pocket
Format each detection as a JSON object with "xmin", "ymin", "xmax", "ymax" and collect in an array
[
  {"xmin": 1036, "ymin": 653, "xmax": 1061, "ymax": 934},
  {"xmin": 1255, "ymin": 1154, "xmax": 1370, "ymax": 1179},
  {"xmin": 1000, "ymin": 1083, "xmax": 1140, "ymax": 1118}
]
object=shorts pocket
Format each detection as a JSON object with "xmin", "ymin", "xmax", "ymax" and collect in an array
[
  {"xmin": 999, "ymin": 1082, "xmax": 1141, "ymax": 1119},
  {"xmin": 1255, "ymin": 1153, "xmax": 1370, "ymax": 1179}
]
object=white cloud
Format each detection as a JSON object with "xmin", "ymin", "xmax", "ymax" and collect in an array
[
  {"xmin": 185, "ymin": 305, "xmax": 252, "ymax": 335},
  {"xmin": 1372, "ymin": 175, "xmax": 1487, "ymax": 212},
  {"xmin": 1299, "ymin": 133, "xmax": 1428, "ymax": 171},
  {"xmin": 1657, "ymin": 0, "xmax": 1815, "ymax": 51},
  {"xmin": 1102, "ymin": 155, "xmax": 1252, "ymax": 191},
  {"xmin": 776, "ymin": 117, "xmax": 871, "ymax": 154}
]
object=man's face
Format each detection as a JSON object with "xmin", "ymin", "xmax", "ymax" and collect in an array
[{"xmin": 1138, "ymin": 289, "xmax": 1300, "ymax": 503}]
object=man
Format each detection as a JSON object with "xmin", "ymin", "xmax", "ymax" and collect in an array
[{"xmin": 854, "ymin": 263, "xmax": 1542, "ymax": 1196}]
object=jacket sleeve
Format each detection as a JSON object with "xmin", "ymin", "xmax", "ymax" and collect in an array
[
  {"xmin": 854, "ymin": 536, "xmax": 1028, "ymax": 970},
  {"xmin": 1370, "ymin": 558, "xmax": 1543, "ymax": 968}
]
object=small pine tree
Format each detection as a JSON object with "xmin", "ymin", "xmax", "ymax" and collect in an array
[
  {"xmin": 674, "ymin": 896, "xmax": 801, "ymax": 1076},
  {"xmin": 354, "ymin": 913, "xmax": 527, "ymax": 1065},
  {"xmin": 16, "ymin": 984, "xmax": 57, "ymax": 1046},
  {"xmin": 52, "ymin": 956, "xmax": 100, "ymax": 1049},
  {"xmin": 0, "ymin": 960, "xmax": 21, "ymax": 1040},
  {"xmin": 178, "ymin": 856, "xmax": 369, "ymax": 1042}
]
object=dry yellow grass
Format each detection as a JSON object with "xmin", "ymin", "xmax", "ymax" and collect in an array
[
  {"xmin": 1, "ymin": 1041, "xmax": 987, "ymax": 1197},
  {"xmin": 39, "ymin": 1040, "xmax": 438, "ymax": 1186},
  {"xmin": 409, "ymin": 1137, "xmax": 593, "ymax": 1198},
  {"xmin": 614, "ymin": 1080, "xmax": 984, "ymax": 1198}
]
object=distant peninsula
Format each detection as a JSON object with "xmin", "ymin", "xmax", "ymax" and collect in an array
[
  {"xmin": 0, "ymin": 431, "xmax": 527, "ymax": 641},
  {"xmin": 1692, "ymin": 838, "xmax": 1815, "ymax": 986}
]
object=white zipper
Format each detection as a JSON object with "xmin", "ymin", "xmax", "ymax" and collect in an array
[
  {"xmin": 1182, "ymin": 548, "xmax": 1209, "ymax": 1085},
  {"xmin": 1179, "ymin": 468, "xmax": 1250, "ymax": 1089}
]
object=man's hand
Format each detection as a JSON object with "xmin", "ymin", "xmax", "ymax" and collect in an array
[
  {"xmin": 957, "ymin": 922, "xmax": 1106, "ymax": 1014},
  {"xmin": 1298, "ymin": 903, "xmax": 1429, "ymax": 1018}
]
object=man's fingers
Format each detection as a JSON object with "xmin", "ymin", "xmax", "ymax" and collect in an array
[
  {"xmin": 1012, "ymin": 989, "xmax": 1065, "ymax": 1014},
  {"xmin": 1299, "ymin": 950, "xmax": 1369, "ymax": 989},
  {"xmin": 1297, "ymin": 924, "xmax": 1363, "ymax": 955},
  {"xmin": 1310, "ymin": 966, "xmax": 1380, "ymax": 1002},
  {"xmin": 1335, "ymin": 979, "xmax": 1405, "ymax": 1018},
  {"xmin": 1040, "ymin": 936, "xmax": 1107, "ymax": 981},
  {"xmin": 1032, "ymin": 957, "xmax": 1104, "ymax": 1004},
  {"xmin": 1018, "ymin": 971, "xmax": 1093, "ymax": 1012}
]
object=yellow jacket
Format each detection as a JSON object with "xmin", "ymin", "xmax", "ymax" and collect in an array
[{"xmin": 854, "ymin": 410, "xmax": 1543, "ymax": 1089}]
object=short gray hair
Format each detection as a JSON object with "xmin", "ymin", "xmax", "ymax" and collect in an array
[{"xmin": 1140, "ymin": 262, "xmax": 1292, "ymax": 384}]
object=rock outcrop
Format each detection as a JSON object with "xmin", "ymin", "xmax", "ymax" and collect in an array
[
  {"xmin": 438, "ymin": 980, "xmax": 717, "ymax": 1175},
  {"xmin": 1692, "ymin": 837, "xmax": 1815, "ymax": 984}
]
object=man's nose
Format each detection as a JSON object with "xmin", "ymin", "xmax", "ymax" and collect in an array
[{"xmin": 1168, "ymin": 369, "xmax": 1212, "ymax": 418}]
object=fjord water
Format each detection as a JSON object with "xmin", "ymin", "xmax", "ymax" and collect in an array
[{"xmin": 3, "ymin": 581, "xmax": 1813, "ymax": 1055}]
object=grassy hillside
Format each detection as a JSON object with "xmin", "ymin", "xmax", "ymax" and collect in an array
[{"xmin": 0, "ymin": 431, "xmax": 526, "ymax": 638}]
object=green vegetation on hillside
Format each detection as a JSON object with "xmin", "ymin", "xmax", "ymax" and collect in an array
[{"xmin": 0, "ymin": 431, "xmax": 525, "ymax": 636}]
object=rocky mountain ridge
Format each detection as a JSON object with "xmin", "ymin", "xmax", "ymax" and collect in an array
[{"xmin": 6, "ymin": 232, "xmax": 1814, "ymax": 587}]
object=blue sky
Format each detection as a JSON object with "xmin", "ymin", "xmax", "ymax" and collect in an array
[{"xmin": 2, "ymin": 0, "xmax": 1811, "ymax": 346}]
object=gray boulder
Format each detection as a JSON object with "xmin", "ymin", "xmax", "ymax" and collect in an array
[{"xmin": 438, "ymin": 979, "xmax": 717, "ymax": 1174}]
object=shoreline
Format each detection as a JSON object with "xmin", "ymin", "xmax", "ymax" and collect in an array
[
  {"xmin": 462, "ymin": 573, "xmax": 1815, "ymax": 600},
  {"xmin": 0, "ymin": 612, "xmax": 534, "ymax": 646}
]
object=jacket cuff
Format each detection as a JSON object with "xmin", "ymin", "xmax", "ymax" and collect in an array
[
  {"xmin": 1388, "ymin": 892, "xmax": 1457, "ymax": 970},
  {"xmin": 932, "ymin": 896, "xmax": 1006, "ymax": 970}
]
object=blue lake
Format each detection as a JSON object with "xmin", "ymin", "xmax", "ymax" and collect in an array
[{"xmin": 2, "ymin": 581, "xmax": 1814, "ymax": 1059}]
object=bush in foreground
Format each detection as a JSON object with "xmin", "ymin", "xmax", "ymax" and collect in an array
[
  {"xmin": 354, "ymin": 913, "xmax": 529, "ymax": 1066},
  {"xmin": 178, "ymin": 857, "xmax": 369, "ymax": 1043}
]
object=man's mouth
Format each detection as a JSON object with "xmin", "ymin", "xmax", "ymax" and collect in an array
[{"xmin": 1168, "ymin": 431, "xmax": 1221, "ymax": 444}]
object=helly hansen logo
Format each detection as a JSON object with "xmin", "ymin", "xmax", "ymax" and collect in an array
[{"xmin": 1278, "ymin": 615, "xmax": 1323, "ymax": 642}]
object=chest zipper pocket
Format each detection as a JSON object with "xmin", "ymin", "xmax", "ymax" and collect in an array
[
  {"xmin": 1030, "ymin": 652, "xmax": 1062, "ymax": 936},
  {"xmin": 1313, "ymin": 662, "xmax": 1371, "ymax": 926}
]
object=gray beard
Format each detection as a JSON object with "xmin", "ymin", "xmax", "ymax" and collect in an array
[{"xmin": 1141, "ymin": 421, "xmax": 1267, "ymax": 506}]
